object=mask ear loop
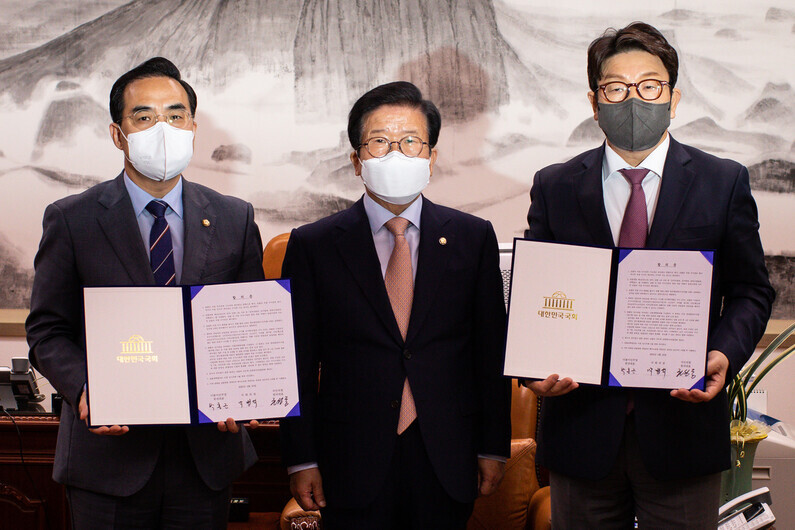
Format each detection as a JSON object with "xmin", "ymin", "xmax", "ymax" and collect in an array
[
  {"xmin": 113, "ymin": 123, "xmax": 136, "ymax": 168},
  {"xmin": 113, "ymin": 122, "xmax": 128, "ymax": 142}
]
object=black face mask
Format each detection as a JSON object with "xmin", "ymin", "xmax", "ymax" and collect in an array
[{"xmin": 597, "ymin": 98, "xmax": 671, "ymax": 151}]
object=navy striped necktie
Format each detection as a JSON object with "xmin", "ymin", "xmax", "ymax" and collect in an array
[{"xmin": 145, "ymin": 200, "xmax": 176, "ymax": 286}]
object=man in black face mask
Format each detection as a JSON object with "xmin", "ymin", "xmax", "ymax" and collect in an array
[{"xmin": 524, "ymin": 22, "xmax": 774, "ymax": 528}]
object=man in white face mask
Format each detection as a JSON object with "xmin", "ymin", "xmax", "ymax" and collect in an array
[
  {"xmin": 280, "ymin": 81, "xmax": 511, "ymax": 529},
  {"xmin": 26, "ymin": 57, "xmax": 264, "ymax": 528}
]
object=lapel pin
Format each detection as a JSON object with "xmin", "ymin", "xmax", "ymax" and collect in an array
[
  {"xmin": 202, "ymin": 219, "xmax": 211, "ymax": 227},
  {"xmin": 439, "ymin": 237, "xmax": 447, "ymax": 245}
]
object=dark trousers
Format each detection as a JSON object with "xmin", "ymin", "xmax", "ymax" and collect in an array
[
  {"xmin": 550, "ymin": 414, "xmax": 720, "ymax": 529},
  {"xmin": 320, "ymin": 421, "xmax": 474, "ymax": 529},
  {"xmin": 67, "ymin": 429, "xmax": 230, "ymax": 530}
]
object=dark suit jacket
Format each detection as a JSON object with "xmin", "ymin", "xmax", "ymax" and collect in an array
[
  {"xmin": 26, "ymin": 173, "xmax": 264, "ymax": 496},
  {"xmin": 279, "ymin": 197, "xmax": 511, "ymax": 508},
  {"xmin": 526, "ymin": 137, "xmax": 775, "ymax": 481}
]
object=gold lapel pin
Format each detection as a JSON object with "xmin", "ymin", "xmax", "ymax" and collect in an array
[
  {"xmin": 202, "ymin": 219, "xmax": 211, "ymax": 227},
  {"xmin": 439, "ymin": 237, "xmax": 447, "ymax": 245}
]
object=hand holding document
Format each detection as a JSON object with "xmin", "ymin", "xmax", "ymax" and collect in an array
[
  {"xmin": 504, "ymin": 239, "xmax": 713, "ymax": 390},
  {"xmin": 78, "ymin": 390, "xmax": 129, "ymax": 435},
  {"xmin": 83, "ymin": 280, "xmax": 300, "ymax": 426}
]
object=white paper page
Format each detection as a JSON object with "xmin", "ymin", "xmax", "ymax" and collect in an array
[
  {"xmin": 504, "ymin": 240, "xmax": 613, "ymax": 384},
  {"xmin": 191, "ymin": 280, "xmax": 299, "ymax": 422},
  {"xmin": 609, "ymin": 250, "xmax": 712, "ymax": 389},
  {"xmin": 84, "ymin": 287, "xmax": 191, "ymax": 425}
]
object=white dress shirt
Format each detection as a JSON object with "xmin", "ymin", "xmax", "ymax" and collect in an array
[{"xmin": 602, "ymin": 134, "xmax": 670, "ymax": 245}]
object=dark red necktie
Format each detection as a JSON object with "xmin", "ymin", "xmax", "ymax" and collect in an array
[{"xmin": 618, "ymin": 168, "xmax": 650, "ymax": 248}]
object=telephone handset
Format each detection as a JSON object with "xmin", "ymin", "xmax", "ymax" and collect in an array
[{"xmin": 718, "ymin": 487, "xmax": 775, "ymax": 530}]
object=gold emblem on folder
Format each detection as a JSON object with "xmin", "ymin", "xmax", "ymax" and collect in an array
[
  {"xmin": 117, "ymin": 335, "xmax": 159, "ymax": 363},
  {"xmin": 543, "ymin": 291, "xmax": 574, "ymax": 311},
  {"xmin": 538, "ymin": 291, "xmax": 578, "ymax": 321}
]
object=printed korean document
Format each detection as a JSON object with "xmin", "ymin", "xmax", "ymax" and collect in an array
[
  {"xmin": 83, "ymin": 280, "xmax": 300, "ymax": 426},
  {"xmin": 609, "ymin": 249, "xmax": 712, "ymax": 389}
]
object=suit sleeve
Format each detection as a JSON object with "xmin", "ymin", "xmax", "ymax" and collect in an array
[
  {"xmin": 234, "ymin": 202, "xmax": 265, "ymax": 282},
  {"xmin": 474, "ymin": 221, "xmax": 511, "ymax": 458},
  {"xmin": 25, "ymin": 203, "xmax": 88, "ymax": 409},
  {"xmin": 707, "ymin": 166, "xmax": 775, "ymax": 379},
  {"xmin": 279, "ymin": 229, "xmax": 321, "ymax": 466},
  {"xmin": 526, "ymin": 170, "xmax": 553, "ymax": 241}
]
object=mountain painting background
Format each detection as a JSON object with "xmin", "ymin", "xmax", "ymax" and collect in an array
[{"xmin": 0, "ymin": 0, "xmax": 793, "ymax": 317}]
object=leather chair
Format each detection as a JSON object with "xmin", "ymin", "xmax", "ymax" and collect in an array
[
  {"xmin": 264, "ymin": 233, "xmax": 551, "ymax": 530},
  {"xmin": 466, "ymin": 382, "xmax": 551, "ymax": 530},
  {"xmin": 262, "ymin": 232, "xmax": 290, "ymax": 280}
]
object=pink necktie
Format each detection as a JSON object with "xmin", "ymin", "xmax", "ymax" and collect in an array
[
  {"xmin": 618, "ymin": 168, "xmax": 650, "ymax": 248},
  {"xmin": 384, "ymin": 217, "xmax": 417, "ymax": 434}
]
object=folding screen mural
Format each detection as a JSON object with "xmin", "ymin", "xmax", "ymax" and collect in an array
[{"xmin": 0, "ymin": 0, "xmax": 792, "ymax": 317}]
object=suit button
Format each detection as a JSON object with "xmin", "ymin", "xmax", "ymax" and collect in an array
[
  {"xmin": 391, "ymin": 400, "xmax": 400, "ymax": 409},
  {"xmin": 403, "ymin": 349, "xmax": 411, "ymax": 359}
]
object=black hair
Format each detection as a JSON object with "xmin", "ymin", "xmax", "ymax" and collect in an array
[
  {"xmin": 587, "ymin": 22, "xmax": 679, "ymax": 92},
  {"xmin": 109, "ymin": 57, "xmax": 197, "ymax": 124},
  {"xmin": 347, "ymin": 81, "xmax": 442, "ymax": 149}
]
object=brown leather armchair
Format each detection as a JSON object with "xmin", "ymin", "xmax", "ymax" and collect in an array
[
  {"xmin": 466, "ymin": 382, "xmax": 550, "ymax": 530},
  {"xmin": 262, "ymin": 232, "xmax": 290, "ymax": 280},
  {"xmin": 264, "ymin": 233, "xmax": 551, "ymax": 530}
]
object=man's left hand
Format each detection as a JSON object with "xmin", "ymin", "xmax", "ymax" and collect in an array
[
  {"xmin": 670, "ymin": 350, "xmax": 729, "ymax": 403},
  {"xmin": 477, "ymin": 458, "xmax": 506, "ymax": 496}
]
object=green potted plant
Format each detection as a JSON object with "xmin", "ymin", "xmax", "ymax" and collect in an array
[{"xmin": 721, "ymin": 322, "xmax": 795, "ymax": 503}]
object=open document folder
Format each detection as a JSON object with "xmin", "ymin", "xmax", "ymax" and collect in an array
[
  {"xmin": 84, "ymin": 280, "xmax": 300, "ymax": 426},
  {"xmin": 503, "ymin": 239, "xmax": 713, "ymax": 390}
]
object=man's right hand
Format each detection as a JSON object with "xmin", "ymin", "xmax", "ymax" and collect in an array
[
  {"xmin": 524, "ymin": 374, "xmax": 579, "ymax": 397},
  {"xmin": 79, "ymin": 390, "xmax": 129, "ymax": 436},
  {"xmin": 290, "ymin": 467, "xmax": 326, "ymax": 510}
]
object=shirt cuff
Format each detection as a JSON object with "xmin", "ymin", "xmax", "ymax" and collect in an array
[
  {"xmin": 287, "ymin": 462, "xmax": 319, "ymax": 475},
  {"xmin": 478, "ymin": 453, "xmax": 508, "ymax": 463}
]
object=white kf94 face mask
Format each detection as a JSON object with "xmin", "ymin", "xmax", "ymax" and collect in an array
[
  {"xmin": 119, "ymin": 121, "xmax": 194, "ymax": 181},
  {"xmin": 360, "ymin": 151, "xmax": 431, "ymax": 205}
]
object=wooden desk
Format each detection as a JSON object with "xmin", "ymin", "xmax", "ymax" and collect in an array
[
  {"xmin": 0, "ymin": 413, "xmax": 66, "ymax": 529},
  {"xmin": 0, "ymin": 414, "xmax": 290, "ymax": 529}
]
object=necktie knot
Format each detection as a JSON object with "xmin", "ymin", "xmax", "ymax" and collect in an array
[
  {"xmin": 145, "ymin": 199, "xmax": 169, "ymax": 219},
  {"xmin": 385, "ymin": 216, "xmax": 410, "ymax": 237},
  {"xmin": 619, "ymin": 168, "xmax": 649, "ymax": 187}
]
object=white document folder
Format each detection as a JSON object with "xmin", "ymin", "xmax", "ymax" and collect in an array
[
  {"xmin": 84, "ymin": 280, "xmax": 300, "ymax": 426},
  {"xmin": 504, "ymin": 239, "xmax": 713, "ymax": 390}
]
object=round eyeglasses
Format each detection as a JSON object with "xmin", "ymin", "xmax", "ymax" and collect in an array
[
  {"xmin": 358, "ymin": 136, "xmax": 429, "ymax": 158},
  {"xmin": 598, "ymin": 79, "xmax": 671, "ymax": 103},
  {"xmin": 122, "ymin": 109, "xmax": 193, "ymax": 130}
]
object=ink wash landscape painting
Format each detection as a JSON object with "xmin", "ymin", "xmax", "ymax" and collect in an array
[{"xmin": 0, "ymin": 0, "xmax": 792, "ymax": 316}]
